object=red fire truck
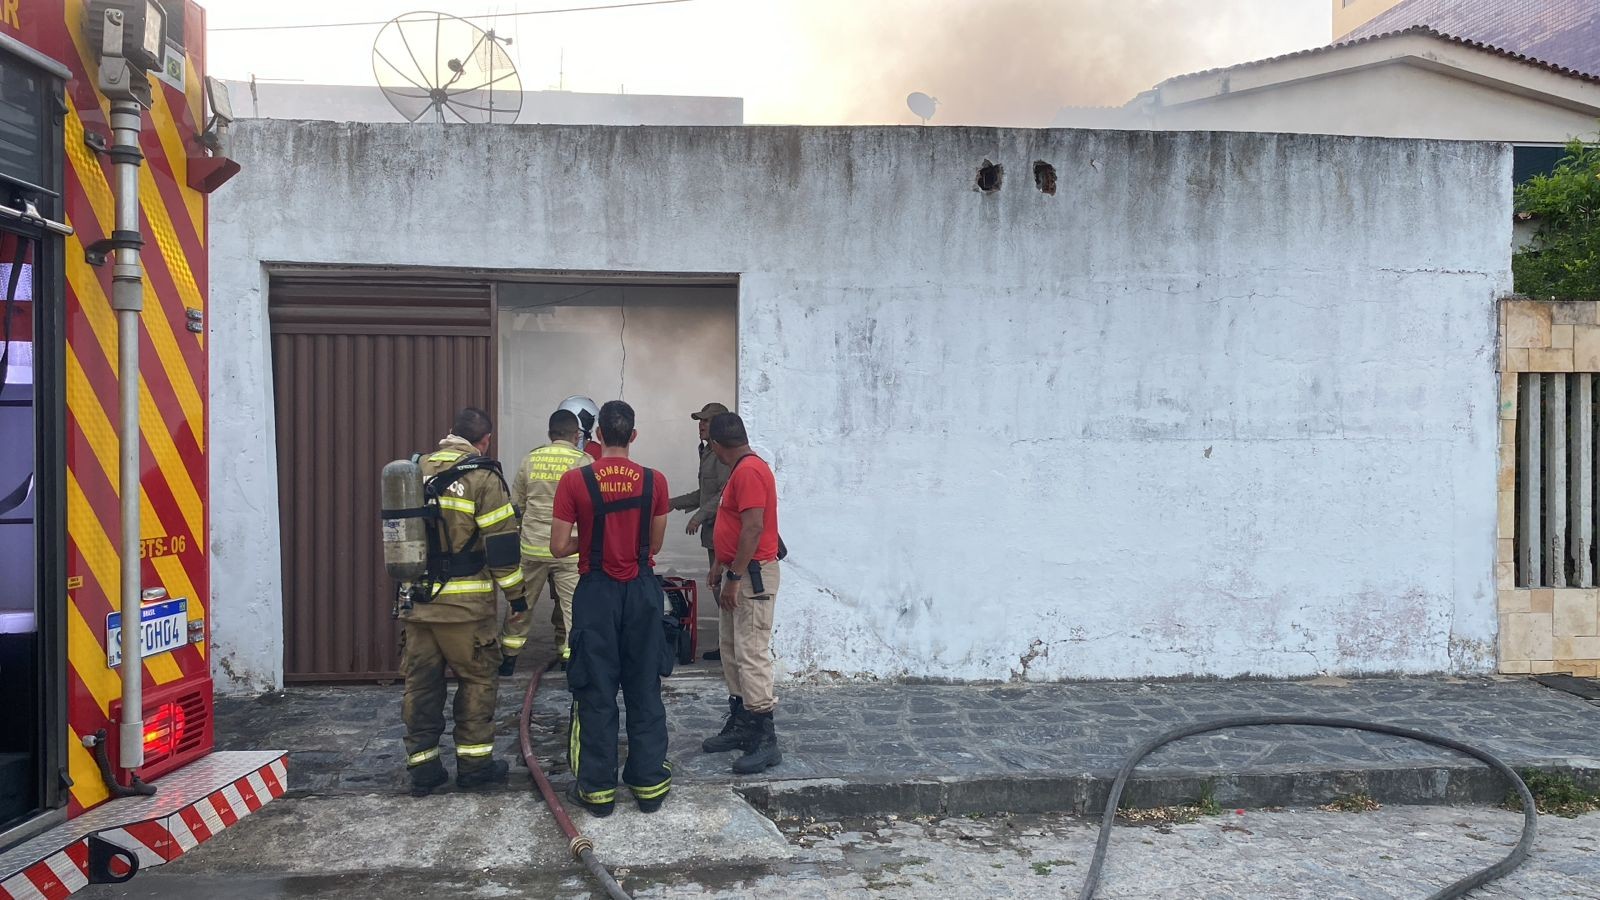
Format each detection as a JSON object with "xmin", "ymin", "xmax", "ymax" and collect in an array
[{"xmin": 0, "ymin": 2, "xmax": 283, "ymax": 896}]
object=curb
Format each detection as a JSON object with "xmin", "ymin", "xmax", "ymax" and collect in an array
[{"xmin": 732, "ymin": 762, "xmax": 1600, "ymax": 821}]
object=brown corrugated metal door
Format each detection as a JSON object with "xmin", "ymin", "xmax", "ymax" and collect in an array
[{"xmin": 269, "ymin": 275, "xmax": 494, "ymax": 681}]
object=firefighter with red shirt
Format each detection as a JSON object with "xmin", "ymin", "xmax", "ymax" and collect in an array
[
  {"xmin": 699, "ymin": 412, "xmax": 783, "ymax": 774},
  {"xmin": 550, "ymin": 400, "xmax": 674, "ymax": 816}
]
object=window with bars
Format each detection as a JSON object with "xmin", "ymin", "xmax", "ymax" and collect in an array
[{"xmin": 1515, "ymin": 373, "xmax": 1600, "ymax": 587}]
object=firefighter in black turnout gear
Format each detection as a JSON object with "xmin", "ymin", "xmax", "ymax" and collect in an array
[{"xmin": 550, "ymin": 400, "xmax": 675, "ymax": 816}]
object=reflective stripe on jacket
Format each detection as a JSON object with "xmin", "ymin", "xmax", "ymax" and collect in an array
[
  {"xmin": 399, "ymin": 436, "xmax": 525, "ymax": 623},
  {"xmin": 511, "ymin": 440, "xmax": 588, "ymax": 561}
]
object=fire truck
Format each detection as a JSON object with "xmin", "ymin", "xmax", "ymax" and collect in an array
[{"xmin": 0, "ymin": 2, "xmax": 284, "ymax": 895}]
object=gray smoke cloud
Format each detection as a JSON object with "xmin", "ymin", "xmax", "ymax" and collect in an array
[{"xmin": 784, "ymin": 0, "xmax": 1324, "ymax": 127}]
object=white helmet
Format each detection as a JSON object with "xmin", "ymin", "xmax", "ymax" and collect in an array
[{"xmin": 559, "ymin": 395, "xmax": 600, "ymax": 448}]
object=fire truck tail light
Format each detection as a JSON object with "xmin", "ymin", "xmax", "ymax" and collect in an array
[{"xmin": 142, "ymin": 701, "xmax": 187, "ymax": 761}]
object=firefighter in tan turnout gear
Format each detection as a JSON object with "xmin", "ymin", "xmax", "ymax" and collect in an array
[
  {"xmin": 400, "ymin": 407, "xmax": 528, "ymax": 795},
  {"xmin": 498, "ymin": 409, "xmax": 589, "ymax": 675}
]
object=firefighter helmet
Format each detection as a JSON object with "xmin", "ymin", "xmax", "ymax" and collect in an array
[{"xmin": 559, "ymin": 395, "xmax": 600, "ymax": 447}]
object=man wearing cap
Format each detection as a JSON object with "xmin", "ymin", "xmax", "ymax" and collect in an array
[{"xmin": 670, "ymin": 403, "xmax": 734, "ymax": 618}]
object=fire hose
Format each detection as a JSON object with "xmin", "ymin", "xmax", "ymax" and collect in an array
[
  {"xmin": 519, "ymin": 658, "xmax": 633, "ymax": 900},
  {"xmin": 519, "ymin": 666, "xmax": 1537, "ymax": 899},
  {"xmin": 1078, "ymin": 716, "xmax": 1540, "ymax": 900}
]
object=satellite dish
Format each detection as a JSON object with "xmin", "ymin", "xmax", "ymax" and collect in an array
[
  {"xmin": 373, "ymin": 11, "xmax": 522, "ymax": 124},
  {"xmin": 907, "ymin": 91, "xmax": 938, "ymax": 124}
]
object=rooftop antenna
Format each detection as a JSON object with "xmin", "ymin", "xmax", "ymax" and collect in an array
[
  {"xmin": 907, "ymin": 92, "xmax": 938, "ymax": 125},
  {"xmin": 373, "ymin": 11, "xmax": 522, "ymax": 124},
  {"xmin": 246, "ymin": 74, "xmax": 303, "ymax": 118}
]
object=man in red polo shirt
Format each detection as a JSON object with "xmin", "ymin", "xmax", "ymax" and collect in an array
[
  {"xmin": 699, "ymin": 412, "xmax": 783, "ymax": 774},
  {"xmin": 550, "ymin": 400, "xmax": 673, "ymax": 816}
]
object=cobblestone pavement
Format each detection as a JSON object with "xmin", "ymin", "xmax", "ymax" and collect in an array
[
  {"xmin": 85, "ymin": 806, "xmax": 1600, "ymax": 899},
  {"xmin": 214, "ymin": 672, "xmax": 1600, "ymax": 801}
]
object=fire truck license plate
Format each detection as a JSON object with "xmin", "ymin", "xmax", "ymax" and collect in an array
[{"xmin": 107, "ymin": 599, "xmax": 189, "ymax": 668}]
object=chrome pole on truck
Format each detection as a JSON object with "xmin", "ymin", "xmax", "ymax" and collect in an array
[{"xmin": 84, "ymin": 0, "xmax": 169, "ymax": 778}]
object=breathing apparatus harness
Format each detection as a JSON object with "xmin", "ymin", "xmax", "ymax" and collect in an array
[{"xmin": 384, "ymin": 452, "xmax": 519, "ymax": 616}]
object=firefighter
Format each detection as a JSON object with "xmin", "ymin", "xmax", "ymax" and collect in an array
[
  {"xmin": 700, "ymin": 412, "xmax": 783, "ymax": 774},
  {"xmin": 401, "ymin": 407, "xmax": 528, "ymax": 796},
  {"xmin": 550, "ymin": 400, "xmax": 673, "ymax": 816},
  {"xmin": 559, "ymin": 395, "xmax": 605, "ymax": 462},
  {"xmin": 499, "ymin": 409, "xmax": 589, "ymax": 676},
  {"xmin": 670, "ymin": 402, "xmax": 734, "ymax": 660}
]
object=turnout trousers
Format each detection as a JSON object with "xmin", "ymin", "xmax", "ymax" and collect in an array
[
  {"xmin": 400, "ymin": 617, "xmax": 500, "ymax": 774},
  {"xmin": 567, "ymin": 571, "xmax": 673, "ymax": 806},
  {"xmin": 499, "ymin": 560, "xmax": 580, "ymax": 658}
]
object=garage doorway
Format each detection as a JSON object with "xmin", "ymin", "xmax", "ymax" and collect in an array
[
  {"xmin": 270, "ymin": 274, "xmax": 495, "ymax": 681},
  {"xmin": 496, "ymin": 279, "xmax": 739, "ymax": 574},
  {"xmin": 496, "ymin": 278, "xmax": 739, "ymax": 659},
  {"xmin": 269, "ymin": 271, "xmax": 736, "ymax": 682}
]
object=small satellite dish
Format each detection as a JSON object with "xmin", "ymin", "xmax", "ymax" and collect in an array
[
  {"xmin": 373, "ymin": 11, "xmax": 522, "ymax": 124},
  {"xmin": 907, "ymin": 92, "xmax": 938, "ymax": 125}
]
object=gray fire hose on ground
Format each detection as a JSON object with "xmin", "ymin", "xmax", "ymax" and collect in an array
[{"xmin": 1079, "ymin": 716, "xmax": 1539, "ymax": 900}]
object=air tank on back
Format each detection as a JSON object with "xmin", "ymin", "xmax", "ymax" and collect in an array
[{"xmin": 381, "ymin": 459, "xmax": 428, "ymax": 580}]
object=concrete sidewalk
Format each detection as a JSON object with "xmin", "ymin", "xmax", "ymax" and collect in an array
[{"xmin": 216, "ymin": 671, "xmax": 1600, "ymax": 820}]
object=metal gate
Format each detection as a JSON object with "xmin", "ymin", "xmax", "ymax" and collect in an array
[{"xmin": 269, "ymin": 274, "xmax": 493, "ymax": 681}]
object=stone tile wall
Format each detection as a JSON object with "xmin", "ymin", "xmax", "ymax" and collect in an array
[{"xmin": 1498, "ymin": 300, "xmax": 1600, "ymax": 676}]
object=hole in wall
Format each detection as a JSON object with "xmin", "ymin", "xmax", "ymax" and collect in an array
[
  {"xmin": 975, "ymin": 160, "xmax": 1003, "ymax": 193},
  {"xmin": 1033, "ymin": 161, "xmax": 1056, "ymax": 195}
]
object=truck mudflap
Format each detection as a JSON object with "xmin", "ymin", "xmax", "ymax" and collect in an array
[{"xmin": 0, "ymin": 751, "xmax": 287, "ymax": 899}]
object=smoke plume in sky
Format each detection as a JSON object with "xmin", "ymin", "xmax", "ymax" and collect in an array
[
  {"xmin": 780, "ymin": 0, "xmax": 1325, "ymax": 126},
  {"xmin": 205, "ymin": 0, "xmax": 1326, "ymax": 127}
]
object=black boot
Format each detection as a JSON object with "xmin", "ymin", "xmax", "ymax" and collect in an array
[
  {"xmin": 732, "ymin": 711, "xmax": 781, "ymax": 774},
  {"xmin": 497, "ymin": 654, "xmax": 518, "ymax": 677},
  {"xmin": 701, "ymin": 696, "xmax": 755, "ymax": 753},
  {"xmin": 568, "ymin": 784, "xmax": 614, "ymax": 818},
  {"xmin": 456, "ymin": 758, "xmax": 509, "ymax": 791},
  {"xmin": 408, "ymin": 758, "xmax": 448, "ymax": 797},
  {"xmin": 702, "ymin": 649, "xmax": 722, "ymax": 661}
]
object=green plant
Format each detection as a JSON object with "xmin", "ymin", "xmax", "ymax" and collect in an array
[
  {"xmin": 1320, "ymin": 793, "xmax": 1381, "ymax": 813},
  {"xmin": 1195, "ymin": 780, "xmax": 1223, "ymax": 817},
  {"xmin": 1505, "ymin": 769, "xmax": 1600, "ymax": 818},
  {"xmin": 1031, "ymin": 859, "xmax": 1074, "ymax": 875},
  {"xmin": 1514, "ymin": 136, "xmax": 1600, "ymax": 298}
]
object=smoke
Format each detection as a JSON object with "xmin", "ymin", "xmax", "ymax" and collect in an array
[{"xmin": 779, "ymin": 0, "xmax": 1324, "ymax": 128}]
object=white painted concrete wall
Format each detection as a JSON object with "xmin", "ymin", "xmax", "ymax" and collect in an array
[{"xmin": 210, "ymin": 122, "xmax": 1512, "ymax": 691}]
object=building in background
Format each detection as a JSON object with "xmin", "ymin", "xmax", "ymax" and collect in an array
[
  {"xmin": 1334, "ymin": 0, "xmax": 1408, "ymax": 39},
  {"xmin": 1337, "ymin": 0, "xmax": 1600, "ymax": 78},
  {"xmin": 1054, "ymin": 27, "xmax": 1600, "ymax": 143},
  {"xmin": 223, "ymin": 79, "xmax": 744, "ymax": 125}
]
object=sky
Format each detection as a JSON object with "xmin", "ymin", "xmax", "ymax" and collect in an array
[{"xmin": 201, "ymin": 0, "xmax": 1331, "ymax": 127}]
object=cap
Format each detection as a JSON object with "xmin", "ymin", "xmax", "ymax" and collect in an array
[{"xmin": 691, "ymin": 402, "xmax": 730, "ymax": 421}]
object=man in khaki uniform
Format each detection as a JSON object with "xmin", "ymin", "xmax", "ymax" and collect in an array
[
  {"xmin": 401, "ymin": 407, "xmax": 528, "ymax": 796},
  {"xmin": 499, "ymin": 409, "xmax": 589, "ymax": 675},
  {"xmin": 670, "ymin": 402, "xmax": 733, "ymax": 662},
  {"xmin": 670, "ymin": 402, "xmax": 733, "ymax": 575}
]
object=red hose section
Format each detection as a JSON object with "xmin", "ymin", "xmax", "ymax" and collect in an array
[{"xmin": 518, "ymin": 660, "xmax": 584, "ymax": 843}]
